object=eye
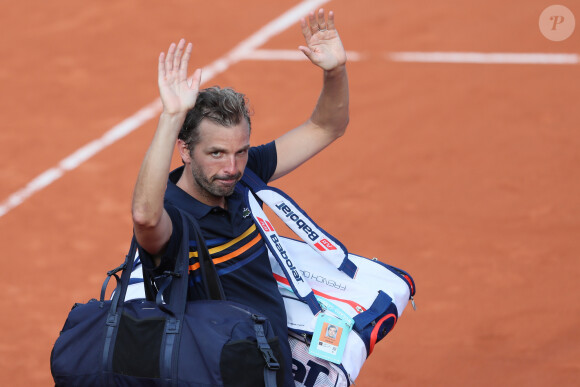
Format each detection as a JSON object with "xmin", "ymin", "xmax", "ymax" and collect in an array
[{"xmin": 211, "ymin": 151, "xmax": 222, "ymax": 158}]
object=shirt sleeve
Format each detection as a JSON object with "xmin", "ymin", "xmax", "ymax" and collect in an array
[
  {"xmin": 137, "ymin": 203, "xmax": 182, "ymax": 277},
  {"xmin": 246, "ymin": 141, "xmax": 277, "ymax": 183}
]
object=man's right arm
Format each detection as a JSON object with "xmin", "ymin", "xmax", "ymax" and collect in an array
[
  {"xmin": 132, "ymin": 112, "xmax": 184, "ymax": 257},
  {"xmin": 131, "ymin": 39, "xmax": 201, "ymax": 262}
]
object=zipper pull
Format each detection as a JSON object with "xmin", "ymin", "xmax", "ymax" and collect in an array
[
  {"xmin": 410, "ymin": 296, "xmax": 417, "ymax": 311},
  {"xmin": 302, "ymin": 333, "xmax": 311, "ymax": 346}
]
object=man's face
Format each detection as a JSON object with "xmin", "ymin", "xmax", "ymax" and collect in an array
[
  {"xmin": 328, "ymin": 326, "xmax": 337, "ymax": 337},
  {"xmin": 188, "ymin": 118, "xmax": 250, "ymax": 204}
]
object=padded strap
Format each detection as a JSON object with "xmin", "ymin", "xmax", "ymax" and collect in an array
[
  {"xmin": 245, "ymin": 188, "xmax": 322, "ymax": 315},
  {"xmin": 180, "ymin": 210, "xmax": 226, "ymax": 301},
  {"xmin": 241, "ymin": 168, "xmax": 357, "ymax": 279}
]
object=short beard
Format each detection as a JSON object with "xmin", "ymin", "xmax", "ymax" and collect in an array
[{"xmin": 191, "ymin": 165, "xmax": 241, "ymax": 199}]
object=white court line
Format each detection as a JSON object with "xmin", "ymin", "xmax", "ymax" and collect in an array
[
  {"xmin": 240, "ymin": 49, "xmax": 578, "ymax": 64},
  {"xmin": 242, "ymin": 48, "xmax": 363, "ymax": 61},
  {"xmin": 387, "ymin": 52, "xmax": 580, "ymax": 64},
  {"xmin": 0, "ymin": 0, "xmax": 329, "ymax": 219}
]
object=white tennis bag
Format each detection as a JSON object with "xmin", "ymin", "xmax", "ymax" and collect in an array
[{"xmin": 240, "ymin": 170, "xmax": 416, "ymax": 387}]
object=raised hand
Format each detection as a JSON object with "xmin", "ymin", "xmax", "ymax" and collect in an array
[
  {"xmin": 299, "ymin": 9, "xmax": 347, "ymax": 71},
  {"xmin": 158, "ymin": 39, "xmax": 202, "ymax": 115}
]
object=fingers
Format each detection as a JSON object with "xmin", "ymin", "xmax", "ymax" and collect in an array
[
  {"xmin": 316, "ymin": 9, "xmax": 327, "ymax": 31},
  {"xmin": 300, "ymin": 17, "xmax": 312, "ymax": 41},
  {"xmin": 298, "ymin": 45, "xmax": 313, "ymax": 61},
  {"xmin": 158, "ymin": 52, "xmax": 166, "ymax": 82},
  {"xmin": 179, "ymin": 42, "xmax": 193, "ymax": 81},
  {"xmin": 303, "ymin": 8, "xmax": 334, "ymax": 35},
  {"xmin": 165, "ymin": 42, "xmax": 177, "ymax": 72},
  {"xmin": 159, "ymin": 39, "xmax": 194, "ymax": 81},
  {"xmin": 190, "ymin": 68, "xmax": 202, "ymax": 92},
  {"xmin": 327, "ymin": 11, "xmax": 335, "ymax": 30},
  {"xmin": 162, "ymin": 39, "xmax": 188, "ymax": 74},
  {"xmin": 308, "ymin": 11, "xmax": 318, "ymax": 35},
  {"xmin": 173, "ymin": 39, "xmax": 186, "ymax": 72}
]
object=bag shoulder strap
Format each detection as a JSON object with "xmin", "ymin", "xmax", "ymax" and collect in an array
[
  {"xmin": 178, "ymin": 209, "xmax": 226, "ymax": 301},
  {"xmin": 128, "ymin": 209, "xmax": 227, "ymax": 318},
  {"xmin": 241, "ymin": 168, "xmax": 358, "ymax": 278},
  {"xmin": 244, "ymin": 188, "xmax": 322, "ymax": 315}
]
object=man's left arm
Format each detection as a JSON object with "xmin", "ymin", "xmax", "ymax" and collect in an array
[{"xmin": 272, "ymin": 8, "xmax": 349, "ymax": 180}]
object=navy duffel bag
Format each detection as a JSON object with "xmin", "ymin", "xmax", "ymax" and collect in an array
[{"xmin": 51, "ymin": 210, "xmax": 282, "ymax": 386}]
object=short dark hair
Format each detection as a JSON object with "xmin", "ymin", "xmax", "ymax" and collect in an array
[{"xmin": 178, "ymin": 86, "xmax": 252, "ymax": 150}]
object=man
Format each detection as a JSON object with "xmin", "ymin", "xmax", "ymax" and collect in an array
[
  {"xmin": 326, "ymin": 325, "xmax": 338, "ymax": 339},
  {"xmin": 131, "ymin": 8, "xmax": 349, "ymax": 386}
]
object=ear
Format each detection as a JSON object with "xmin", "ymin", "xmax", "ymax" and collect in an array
[{"xmin": 177, "ymin": 139, "xmax": 192, "ymax": 164}]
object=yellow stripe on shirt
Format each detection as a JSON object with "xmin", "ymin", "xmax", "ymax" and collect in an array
[
  {"xmin": 189, "ymin": 233, "xmax": 262, "ymax": 272},
  {"xmin": 189, "ymin": 224, "xmax": 257, "ymax": 258}
]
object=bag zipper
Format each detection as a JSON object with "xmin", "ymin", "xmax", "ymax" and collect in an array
[{"xmin": 369, "ymin": 258, "xmax": 416, "ymax": 310}]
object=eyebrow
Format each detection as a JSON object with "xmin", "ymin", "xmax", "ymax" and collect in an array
[
  {"xmin": 206, "ymin": 144, "xmax": 250, "ymax": 153},
  {"xmin": 206, "ymin": 146, "xmax": 226, "ymax": 153}
]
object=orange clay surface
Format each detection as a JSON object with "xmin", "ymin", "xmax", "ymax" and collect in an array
[{"xmin": 1, "ymin": 0, "xmax": 579, "ymax": 385}]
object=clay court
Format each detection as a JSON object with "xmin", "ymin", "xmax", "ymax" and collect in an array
[{"xmin": 1, "ymin": 0, "xmax": 579, "ymax": 385}]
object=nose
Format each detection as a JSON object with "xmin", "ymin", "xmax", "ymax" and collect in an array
[{"xmin": 222, "ymin": 155, "xmax": 237, "ymax": 175}]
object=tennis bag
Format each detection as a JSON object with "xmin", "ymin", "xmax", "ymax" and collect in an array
[
  {"xmin": 50, "ymin": 209, "xmax": 282, "ymax": 387},
  {"xmin": 240, "ymin": 169, "xmax": 416, "ymax": 387}
]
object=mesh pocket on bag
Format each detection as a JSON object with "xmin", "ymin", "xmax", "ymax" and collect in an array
[
  {"xmin": 112, "ymin": 312, "xmax": 165, "ymax": 378},
  {"xmin": 220, "ymin": 337, "xmax": 283, "ymax": 387}
]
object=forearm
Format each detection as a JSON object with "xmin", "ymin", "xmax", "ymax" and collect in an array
[
  {"xmin": 132, "ymin": 112, "xmax": 185, "ymax": 226},
  {"xmin": 309, "ymin": 64, "xmax": 349, "ymax": 138}
]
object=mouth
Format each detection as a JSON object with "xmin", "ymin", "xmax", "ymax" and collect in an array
[
  {"xmin": 217, "ymin": 179, "xmax": 236, "ymax": 186},
  {"xmin": 214, "ymin": 174, "xmax": 240, "ymax": 186}
]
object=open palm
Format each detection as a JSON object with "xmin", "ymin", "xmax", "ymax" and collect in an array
[
  {"xmin": 299, "ymin": 9, "xmax": 347, "ymax": 71},
  {"xmin": 158, "ymin": 39, "xmax": 201, "ymax": 115}
]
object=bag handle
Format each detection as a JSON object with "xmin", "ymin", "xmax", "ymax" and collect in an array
[
  {"xmin": 107, "ymin": 208, "xmax": 226, "ymax": 319},
  {"xmin": 107, "ymin": 237, "xmax": 139, "ymax": 317},
  {"xmin": 152, "ymin": 209, "xmax": 226, "ymax": 318},
  {"xmin": 185, "ymin": 210, "xmax": 226, "ymax": 301}
]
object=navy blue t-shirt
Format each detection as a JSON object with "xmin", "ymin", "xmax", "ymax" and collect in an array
[{"xmin": 138, "ymin": 141, "xmax": 293, "ymax": 386}]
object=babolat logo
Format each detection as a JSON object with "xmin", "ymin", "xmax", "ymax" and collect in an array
[
  {"xmin": 270, "ymin": 235, "xmax": 304, "ymax": 282},
  {"xmin": 275, "ymin": 201, "xmax": 319, "ymax": 241}
]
